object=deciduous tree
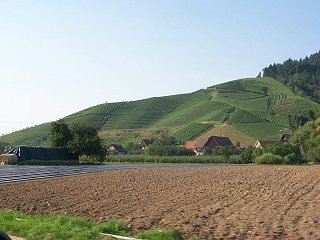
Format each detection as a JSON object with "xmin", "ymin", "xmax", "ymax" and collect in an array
[
  {"xmin": 290, "ymin": 118, "xmax": 320, "ymax": 163},
  {"xmin": 67, "ymin": 124, "xmax": 104, "ymax": 158},
  {"xmin": 50, "ymin": 119, "xmax": 72, "ymax": 148}
]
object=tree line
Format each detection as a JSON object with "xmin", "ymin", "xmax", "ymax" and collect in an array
[{"xmin": 263, "ymin": 51, "xmax": 320, "ymax": 102}]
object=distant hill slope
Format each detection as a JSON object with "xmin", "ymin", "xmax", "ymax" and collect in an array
[{"xmin": 1, "ymin": 77, "xmax": 320, "ymax": 147}]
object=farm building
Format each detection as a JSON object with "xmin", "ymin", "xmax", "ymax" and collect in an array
[
  {"xmin": 254, "ymin": 140, "xmax": 278, "ymax": 149},
  {"xmin": 185, "ymin": 136, "xmax": 234, "ymax": 155},
  {"xmin": 7, "ymin": 146, "xmax": 77, "ymax": 162},
  {"xmin": 139, "ymin": 139, "xmax": 154, "ymax": 150},
  {"xmin": 106, "ymin": 144, "xmax": 127, "ymax": 155}
]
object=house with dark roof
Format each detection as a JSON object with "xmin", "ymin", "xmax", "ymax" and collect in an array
[
  {"xmin": 106, "ymin": 144, "xmax": 127, "ymax": 155},
  {"xmin": 139, "ymin": 139, "xmax": 154, "ymax": 150},
  {"xmin": 254, "ymin": 140, "xmax": 278, "ymax": 149},
  {"xmin": 185, "ymin": 136, "xmax": 234, "ymax": 155}
]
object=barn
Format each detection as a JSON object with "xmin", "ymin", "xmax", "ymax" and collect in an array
[
  {"xmin": 8, "ymin": 146, "xmax": 77, "ymax": 162},
  {"xmin": 106, "ymin": 144, "xmax": 127, "ymax": 155},
  {"xmin": 185, "ymin": 136, "xmax": 234, "ymax": 155}
]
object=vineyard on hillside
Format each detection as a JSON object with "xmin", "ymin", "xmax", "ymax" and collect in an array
[{"xmin": 2, "ymin": 77, "xmax": 320, "ymax": 146}]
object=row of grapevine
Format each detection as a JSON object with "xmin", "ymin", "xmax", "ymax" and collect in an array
[{"xmin": 172, "ymin": 122, "xmax": 213, "ymax": 143}]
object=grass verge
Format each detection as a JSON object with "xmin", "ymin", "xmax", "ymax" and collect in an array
[{"xmin": 0, "ymin": 210, "xmax": 187, "ymax": 240}]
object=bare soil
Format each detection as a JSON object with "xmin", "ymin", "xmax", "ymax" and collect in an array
[{"xmin": 1, "ymin": 165, "xmax": 320, "ymax": 239}]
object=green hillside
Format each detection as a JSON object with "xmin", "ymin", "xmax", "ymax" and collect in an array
[{"xmin": 1, "ymin": 77, "xmax": 320, "ymax": 147}]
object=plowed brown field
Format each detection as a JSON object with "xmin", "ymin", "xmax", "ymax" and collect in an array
[{"xmin": 1, "ymin": 165, "xmax": 320, "ymax": 239}]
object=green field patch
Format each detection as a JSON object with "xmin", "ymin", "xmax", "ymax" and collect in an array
[
  {"xmin": 272, "ymin": 115, "xmax": 289, "ymax": 127},
  {"xmin": 0, "ymin": 123, "xmax": 51, "ymax": 147},
  {"xmin": 154, "ymin": 100, "xmax": 234, "ymax": 126},
  {"xmin": 228, "ymin": 109, "xmax": 263, "ymax": 123},
  {"xmin": 172, "ymin": 122, "xmax": 213, "ymax": 143},
  {"xmin": 214, "ymin": 89, "xmax": 271, "ymax": 123},
  {"xmin": 98, "ymin": 127, "xmax": 181, "ymax": 147},
  {"xmin": 233, "ymin": 122, "xmax": 284, "ymax": 140}
]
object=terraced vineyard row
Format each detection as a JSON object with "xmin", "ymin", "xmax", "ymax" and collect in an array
[
  {"xmin": 102, "ymin": 93, "xmax": 209, "ymax": 129},
  {"xmin": 272, "ymin": 99, "xmax": 293, "ymax": 115},
  {"xmin": 154, "ymin": 101, "xmax": 234, "ymax": 127},
  {"xmin": 64, "ymin": 102, "xmax": 125, "ymax": 128},
  {"xmin": 219, "ymin": 91, "xmax": 266, "ymax": 101}
]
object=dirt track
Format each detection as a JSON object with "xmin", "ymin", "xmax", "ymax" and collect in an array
[{"xmin": 1, "ymin": 165, "xmax": 320, "ymax": 239}]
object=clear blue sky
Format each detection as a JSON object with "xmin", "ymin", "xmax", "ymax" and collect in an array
[{"xmin": 0, "ymin": 0, "xmax": 319, "ymax": 135}]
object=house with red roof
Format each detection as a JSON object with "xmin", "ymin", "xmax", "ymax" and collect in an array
[{"xmin": 185, "ymin": 136, "xmax": 234, "ymax": 155}]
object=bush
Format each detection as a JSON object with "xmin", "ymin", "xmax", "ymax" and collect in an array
[
  {"xmin": 124, "ymin": 142, "xmax": 141, "ymax": 154},
  {"xmin": 265, "ymin": 143, "xmax": 294, "ymax": 157},
  {"xmin": 227, "ymin": 155, "xmax": 252, "ymax": 164},
  {"xmin": 254, "ymin": 153, "xmax": 284, "ymax": 164},
  {"xmin": 240, "ymin": 146, "xmax": 254, "ymax": 163},
  {"xmin": 212, "ymin": 146, "xmax": 239, "ymax": 160},
  {"xmin": 258, "ymin": 143, "xmax": 306, "ymax": 165},
  {"xmin": 98, "ymin": 217, "xmax": 128, "ymax": 235},
  {"xmin": 144, "ymin": 145, "xmax": 194, "ymax": 156},
  {"xmin": 290, "ymin": 118, "xmax": 320, "ymax": 164},
  {"xmin": 79, "ymin": 155, "xmax": 105, "ymax": 164},
  {"xmin": 284, "ymin": 152, "xmax": 307, "ymax": 164}
]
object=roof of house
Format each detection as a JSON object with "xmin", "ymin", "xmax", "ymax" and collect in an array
[
  {"xmin": 140, "ymin": 139, "xmax": 154, "ymax": 145},
  {"xmin": 107, "ymin": 144, "xmax": 127, "ymax": 153},
  {"xmin": 255, "ymin": 140, "xmax": 278, "ymax": 147},
  {"xmin": 186, "ymin": 136, "xmax": 233, "ymax": 150},
  {"xmin": 185, "ymin": 140, "xmax": 197, "ymax": 149},
  {"xmin": 211, "ymin": 135, "xmax": 234, "ymax": 147},
  {"xmin": 194, "ymin": 138, "xmax": 209, "ymax": 150}
]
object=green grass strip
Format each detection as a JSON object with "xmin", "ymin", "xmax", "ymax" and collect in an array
[{"xmin": 0, "ymin": 210, "xmax": 186, "ymax": 240}]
